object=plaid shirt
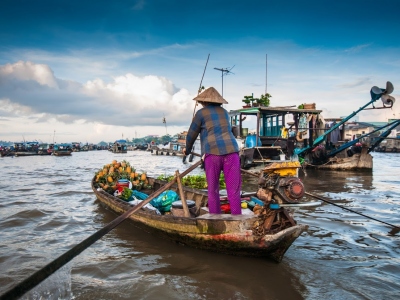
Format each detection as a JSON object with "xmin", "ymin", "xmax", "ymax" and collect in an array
[{"xmin": 185, "ymin": 105, "xmax": 239, "ymax": 155}]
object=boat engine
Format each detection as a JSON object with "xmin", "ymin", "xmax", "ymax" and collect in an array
[{"xmin": 257, "ymin": 161, "xmax": 304, "ymax": 204}]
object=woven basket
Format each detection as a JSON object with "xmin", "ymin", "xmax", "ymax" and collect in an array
[{"xmin": 303, "ymin": 103, "xmax": 316, "ymax": 109}]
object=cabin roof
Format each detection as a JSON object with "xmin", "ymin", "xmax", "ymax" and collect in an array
[{"xmin": 229, "ymin": 106, "xmax": 322, "ymax": 116}]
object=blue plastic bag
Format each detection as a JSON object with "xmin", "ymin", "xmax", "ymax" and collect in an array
[
  {"xmin": 150, "ymin": 190, "xmax": 179, "ymax": 212},
  {"xmin": 132, "ymin": 190, "xmax": 149, "ymax": 200}
]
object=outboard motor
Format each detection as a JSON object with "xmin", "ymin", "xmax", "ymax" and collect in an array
[
  {"xmin": 253, "ymin": 161, "xmax": 305, "ymax": 235},
  {"xmin": 257, "ymin": 161, "xmax": 304, "ymax": 204}
]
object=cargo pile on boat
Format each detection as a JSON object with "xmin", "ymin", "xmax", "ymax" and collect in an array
[{"xmin": 94, "ymin": 159, "xmax": 152, "ymax": 195}]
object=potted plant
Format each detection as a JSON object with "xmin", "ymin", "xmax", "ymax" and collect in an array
[
  {"xmin": 242, "ymin": 95, "xmax": 252, "ymax": 108},
  {"xmin": 253, "ymin": 98, "xmax": 260, "ymax": 107},
  {"xmin": 259, "ymin": 93, "xmax": 272, "ymax": 107}
]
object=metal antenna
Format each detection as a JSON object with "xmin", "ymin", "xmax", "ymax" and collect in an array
[
  {"xmin": 265, "ymin": 54, "xmax": 267, "ymax": 94},
  {"xmin": 214, "ymin": 65, "xmax": 235, "ymax": 98},
  {"xmin": 192, "ymin": 54, "xmax": 210, "ymax": 118}
]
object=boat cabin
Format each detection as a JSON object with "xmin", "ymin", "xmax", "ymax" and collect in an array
[
  {"xmin": 111, "ymin": 140, "xmax": 127, "ymax": 153},
  {"xmin": 229, "ymin": 106, "xmax": 322, "ymax": 169}
]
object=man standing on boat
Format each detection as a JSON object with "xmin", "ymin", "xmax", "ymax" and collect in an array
[{"xmin": 183, "ymin": 87, "xmax": 242, "ymax": 215}]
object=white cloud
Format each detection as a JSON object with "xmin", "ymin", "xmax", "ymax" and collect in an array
[
  {"xmin": 1, "ymin": 39, "xmax": 400, "ymax": 143},
  {"xmin": 0, "ymin": 61, "xmax": 58, "ymax": 88},
  {"xmin": 0, "ymin": 60, "xmax": 197, "ymax": 142}
]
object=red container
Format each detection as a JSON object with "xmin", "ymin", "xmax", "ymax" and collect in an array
[
  {"xmin": 116, "ymin": 179, "xmax": 130, "ymax": 192},
  {"xmin": 220, "ymin": 203, "xmax": 231, "ymax": 214}
]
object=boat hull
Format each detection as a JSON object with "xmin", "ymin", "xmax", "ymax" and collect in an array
[
  {"xmin": 14, "ymin": 151, "xmax": 38, "ymax": 157},
  {"xmin": 305, "ymin": 148, "xmax": 373, "ymax": 170},
  {"xmin": 92, "ymin": 178, "xmax": 306, "ymax": 262},
  {"xmin": 53, "ymin": 151, "xmax": 72, "ymax": 156}
]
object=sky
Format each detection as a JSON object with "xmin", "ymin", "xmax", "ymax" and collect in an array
[{"xmin": 1, "ymin": 0, "xmax": 400, "ymax": 144}]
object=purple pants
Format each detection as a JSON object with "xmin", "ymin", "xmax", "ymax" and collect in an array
[{"xmin": 204, "ymin": 152, "xmax": 242, "ymax": 215}]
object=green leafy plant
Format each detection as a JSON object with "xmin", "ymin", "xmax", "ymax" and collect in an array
[
  {"xmin": 259, "ymin": 93, "xmax": 271, "ymax": 107},
  {"xmin": 156, "ymin": 174, "xmax": 226, "ymax": 189},
  {"xmin": 120, "ymin": 187, "xmax": 133, "ymax": 201},
  {"xmin": 242, "ymin": 95, "xmax": 252, "ymax": 106}
]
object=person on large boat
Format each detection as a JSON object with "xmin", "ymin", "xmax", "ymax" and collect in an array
[{"xmin": 183, "ymin": 87, "xmax": 242, "ymax": 215}]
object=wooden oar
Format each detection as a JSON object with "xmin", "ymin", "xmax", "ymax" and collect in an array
[{"xmin": 0, "ymin": 159, "xmax": 203, "ymax": 300}]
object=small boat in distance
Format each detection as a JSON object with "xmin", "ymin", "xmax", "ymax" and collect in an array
[
  {"xmin": 14, "ymin": 142, "xmax": 39, "ymax": 157},
  {"xmin": 37, "ymin": 143, "xmax": 54, "ymax": 155},
  {"xmin": 110, "ymin": 140, "xmax": 127, "ymax": 153},
  {"xmin": 52, "ymin": 143, "xmax": 72, "ymax": 156}
]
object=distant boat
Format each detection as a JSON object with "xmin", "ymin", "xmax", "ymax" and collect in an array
[
  {"xmin": 71, "ymin": 142, "xmax": 81, "ymax": 152},
  {"xmin": 0, "ymin": 145, "xmax": 15, "ymax": 157},
  {"xmin": 37, "ymin": 143, "xmax": 54, "ymax": 155},
  {"xmin": 110, "ymin": 139, "xmax": 127, "ymax": 153},
  {"xmin": 52, "ymin": 144, "xmax": 72, "ymax": 156},
  {"xmin": 147, "ymin": 131, "xmax": 200, "ymax": 158},
  {"xmin": 134, "ymin": 143, "xmax": 148, "ymax": 151},
  {"xmin": 14, "ymin": 142, "xmax": 39, "ymax": 157}
]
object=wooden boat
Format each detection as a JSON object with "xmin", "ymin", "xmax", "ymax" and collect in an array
[
  {"xmin": 91, "ymin": 162, "xmax": 309, "ymax": 262},
  {"xmin": 14, "ymin": 142, "xmax": 40, "ymax": 157},
  {"xmin": 37, "ymin": 143, "xmax": 54, "ymax": 155},
  {"xmin": 52, "ymin": 143, "xmax": 72, "ymax": 156},
  {"xmin": 71, "ymin": 142, "xmax": 82, "ymax": 152},
  {"xmin": 148, "ymin": 132, "xmax": 200, "ymax": 158},
  {"xmin": 133, "ymin": 143, "xmax": 149, "ymax": 151},
  {"xmin": 0, "ymin": 149, "xmax": 14, "ymax": 157},
  {"xmin": 228, "ymin": 105, "xmax": 322, "ymax": 170},
  {"xmin": 373, "ymin": 137, "xmax": 400, "ymax": 153},
  {"xmin": 230, "ymin": 81, "xmax": 395, "ymax": 171},
  {"xmin": 303, "ymin": 145, "xmax": 372, "ymax": 170},
  {"xmin": 110, "ymin": 140, "xmax": 127, "ymax": 153}
]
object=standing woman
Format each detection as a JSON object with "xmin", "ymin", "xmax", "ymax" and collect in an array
[{"xmin": 183, "ymin": 87, "xmax": 242, "ymax": 215}]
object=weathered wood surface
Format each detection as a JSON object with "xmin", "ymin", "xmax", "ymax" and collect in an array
[{"xmin": 92, "ymin": 177, "xmax": 306, "ymax": 262}]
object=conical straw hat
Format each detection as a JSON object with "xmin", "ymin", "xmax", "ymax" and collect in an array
[{"xmin": 193, "ymin": 87, "xmax": 228, "ymax": 104}]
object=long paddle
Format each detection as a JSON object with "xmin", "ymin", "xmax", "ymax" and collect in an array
[
  {"xmin": 305, "ymin": 192, "xmax": 400, "ymax": 230},
  {"xmin": 0, "ymin": 159, "xmax": 202, "ymax": 300}
]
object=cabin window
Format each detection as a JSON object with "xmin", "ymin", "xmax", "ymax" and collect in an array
[{"xmin": 261, "ymin": 114, "xmax": 282, "ymax": 137}]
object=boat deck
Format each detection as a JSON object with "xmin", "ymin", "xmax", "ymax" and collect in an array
[{"xmin": 198, "ymin": 213, "xmax": 257, "ymax": 221}]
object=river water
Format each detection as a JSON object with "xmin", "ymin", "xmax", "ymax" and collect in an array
[{"xmin": 0, "ymin": 151, "xmax": 399, "ymax": 299}]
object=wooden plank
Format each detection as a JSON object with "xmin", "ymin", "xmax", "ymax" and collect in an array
[{"xmin": 175, "ymin": 170, "xmax": 190, "ymax": 217}]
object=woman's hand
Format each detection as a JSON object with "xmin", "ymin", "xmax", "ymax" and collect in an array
[{"xmin": 182, "ymin": 148, "xmax": 187, "ymax": 155}]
